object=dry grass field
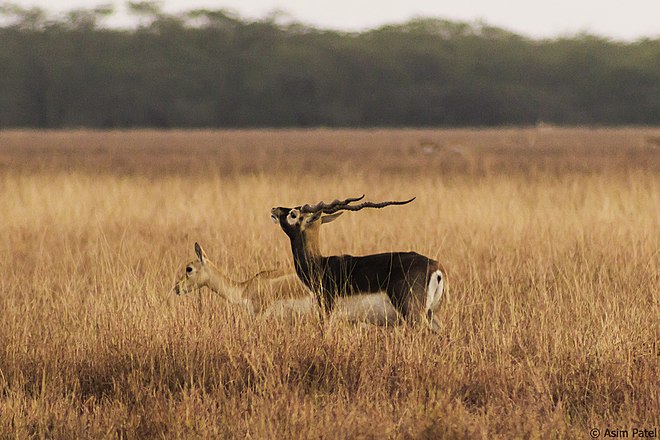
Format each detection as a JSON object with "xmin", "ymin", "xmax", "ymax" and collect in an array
[{"xmin": 0, "ymin": 127, "xmax": 658, "ymax": 439}]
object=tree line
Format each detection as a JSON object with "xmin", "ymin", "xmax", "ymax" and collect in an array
[{"xmin": 0, "ymin": 1, "xmax": 658, "ymax": 128}]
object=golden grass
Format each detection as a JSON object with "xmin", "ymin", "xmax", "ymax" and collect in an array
[{"xmin": 0, "ymin": 127, "xmax": 658, "ymax": 438}]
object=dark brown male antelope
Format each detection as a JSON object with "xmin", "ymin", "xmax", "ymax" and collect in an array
[{"xmin": 271, "ymin": 195, "xmax": 446, "ymax": 329}]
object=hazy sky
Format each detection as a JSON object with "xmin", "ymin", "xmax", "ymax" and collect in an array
[{"xmin": 9, "ymin": 0, "xmax": 660, "ymax": 41}]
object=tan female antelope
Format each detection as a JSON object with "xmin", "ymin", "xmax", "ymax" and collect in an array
[
  {"xmin": 172, "ymin": 242, "xmax": 402, "ymax": 325},
  {"xmin": 271, "ymin": 195, "xmax": 446, "ymax": 330},
  {"xmin": 173, "ymin": 242, "xmax": 306, "ymax": 317}
]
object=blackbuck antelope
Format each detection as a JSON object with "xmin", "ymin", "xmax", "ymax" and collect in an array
[
  {"xmin": 172, "ymin": 242, "xmax": 401, "ymax": 325},
  {"xmin": 173, "ymin": 242, "xmax": 305, "ymax": 317},
  {"xmin": 271, "ymin": 196, "xmax": 446, "ymax": 330}
]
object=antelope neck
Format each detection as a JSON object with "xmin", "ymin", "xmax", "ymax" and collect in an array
[
  {"xmin": 205, "ymin": 262, "xmax": 245, "ymax": 304},
  {"xmin": 290, "ymin": 228, "xmax": 323, "ymax": 277}
]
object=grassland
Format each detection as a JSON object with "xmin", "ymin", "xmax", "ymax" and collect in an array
[{"xmin": 0, "ymin": 127, "xmax": 658, "ymax": 438}]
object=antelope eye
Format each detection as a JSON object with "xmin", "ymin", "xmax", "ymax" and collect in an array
[
  {"xmin": 286, "ymin": 209, "xmax": 301, "ymax": 225},
  {"xmin": 186, "ymin": 266, "xmax": 193, "ymax": 274}
]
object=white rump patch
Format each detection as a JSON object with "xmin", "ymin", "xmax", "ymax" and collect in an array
[{"xmin": 426, "ymin": 270, "xmax": 445, "ymax": 312}]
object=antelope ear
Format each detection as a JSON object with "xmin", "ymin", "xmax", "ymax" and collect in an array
[
  {"xmin": 321, "ymin": 212, "xmax": 343, "ymax": 224},
  {"xmin": 305, "ymin": 211, "xmax": 323, "ymax": 224},
  {"xmin": 194, "ymin": 242, "xmax": 206, "ymax": 264}
]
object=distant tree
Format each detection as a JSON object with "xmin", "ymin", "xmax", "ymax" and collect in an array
[{"xmin": 0, "ymin": 2, "xmax": 657, "ymax": 127}]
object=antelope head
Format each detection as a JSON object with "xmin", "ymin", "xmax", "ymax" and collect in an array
[
  {"xmin": 172, "ymin": 242, "xmax": 213, "ymax": 296},
  {"xmin": 270, "ymin": 195, "xmax": 416, "ymax": 241},
  {"xmin": 269, "ymin": 197, "xmax": 355, "ymax": 240}
]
